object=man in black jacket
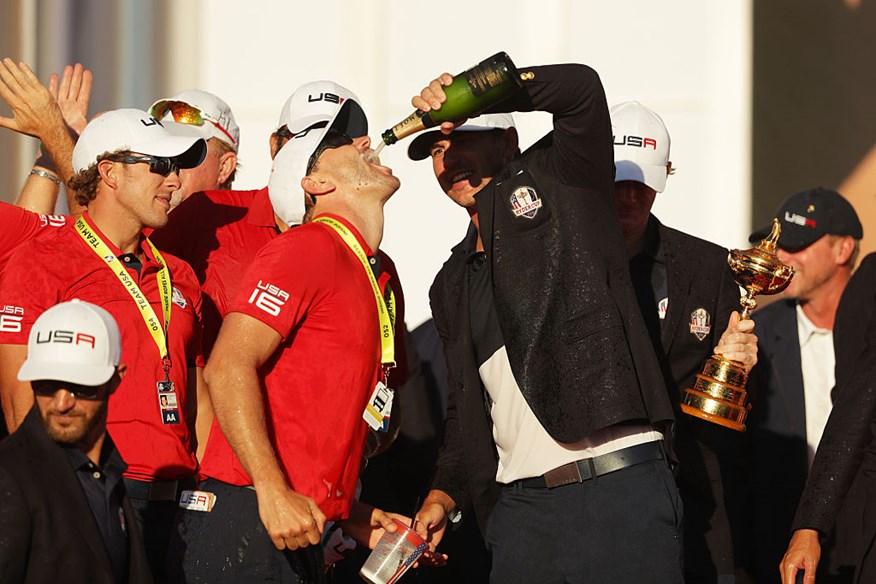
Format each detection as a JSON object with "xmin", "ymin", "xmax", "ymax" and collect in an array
[
  {"xmin": 611, "ymin": 101, "xmax": 756, "ymax": 583},
  {"xmin": 749, "ymin": 188, "xmax": 863, "ymax": 583},
  {"xmin": 0, "ymin": 300, "xmax": 150, "ymax": 584},
  {"xmin": 780, "ymin": 252, "xmax": 876, "ymax": 584},
  {"xmin": 406, "ymin": 62, "xmax": 756, "ymax": 582}
]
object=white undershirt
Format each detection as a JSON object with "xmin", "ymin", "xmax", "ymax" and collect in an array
[
  {"xmin": 479, "ymin": 346, "xmax": 663, "ymax": 484},
  {"xmin": 796, "ymin": 304, "xmax": 835, "ymax": 468}
]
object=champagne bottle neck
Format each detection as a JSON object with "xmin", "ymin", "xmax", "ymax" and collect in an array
[{"xmin": 382, "ymin": 109, "xmax": 434, "ymax": 146}]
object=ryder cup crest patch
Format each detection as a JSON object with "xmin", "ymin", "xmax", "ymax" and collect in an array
[
  {"xmin": 689, "ymin": 308, "xmax": 711, "ymax": 341},
  {"xmin": 509, "ymin": 186, "xmax": 542, "ymax": 219},
  {"xmin": 172, "ymin": 287, "xmax": 187, "ymax": 309}
]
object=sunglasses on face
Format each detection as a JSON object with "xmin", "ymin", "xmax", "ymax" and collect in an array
[
  {"xmin": 149, "ymin": 100, "xmax": 236, "ymax": 145},
  {"xmin": 32, "ymin": 379, "xmax": 106, "ymax": 400},
  {"xmin": 306, "ymin": 130, "xmax": 355, "ymax": 175},
  {"xmin": 121, "ymin": 155, "xmax": 181, "ymax": 177}
]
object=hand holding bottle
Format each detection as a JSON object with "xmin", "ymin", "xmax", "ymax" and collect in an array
[
  {"xmin": 379, "ymin": 52, "xmax": 522, "ymax": 147},
  {"xmin": 411, "ymin": 73, "xmax": 465, "ymax": 136}
]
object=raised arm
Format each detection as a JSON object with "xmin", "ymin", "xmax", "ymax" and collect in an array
[
  {"xmin": 0, "ymin": 59, "xmax": 75, "ymax": 185},
  {"xmin": 11, "ymin": 63, "xmax": 91, "ymax": 215}
]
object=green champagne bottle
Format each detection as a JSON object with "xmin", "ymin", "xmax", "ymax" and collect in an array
[{"xmin": 380, "ymin": 52, "xmax": 523, "ymax": 147}]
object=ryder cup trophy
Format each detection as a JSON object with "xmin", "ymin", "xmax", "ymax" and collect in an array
[{"xmin": 680, "ymin": 219, "xmax": 794, "ymax": 431}]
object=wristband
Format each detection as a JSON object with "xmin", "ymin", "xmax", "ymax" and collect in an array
[{"xmin": 29, "ymin": 168, "xmax": 62, "ymax": 186}]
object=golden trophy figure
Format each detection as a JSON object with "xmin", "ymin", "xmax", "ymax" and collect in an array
[{"xmin": 680, "ymin": 219, "xmax": 794, "ymax": 431}]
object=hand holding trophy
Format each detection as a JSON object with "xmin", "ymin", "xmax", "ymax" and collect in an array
[{"xmin": 680, "ymin": 219, "xmax": 794, "ymax": 431}]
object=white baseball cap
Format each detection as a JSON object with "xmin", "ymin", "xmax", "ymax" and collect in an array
[
  {"xmin": 610, "ymin": 101, "xmax": 671, "ymax": 193},
  {"xmin": 149, "ymin": 90, "xmax": 240, "ymax": 151},
  {"xmin": 407, "ymin": 113, "xmax": 516, "ymax": 161},
  {"xmin": 269, "ymin": 81, "xmax": 368, "ymax": 226},
  {"xmin": 18, "ymin": 300, "xmax": 122, "ymax": 386},
  {"xmin": 72, "ymin": 108, "xmax": 207, "ymax": 174}
]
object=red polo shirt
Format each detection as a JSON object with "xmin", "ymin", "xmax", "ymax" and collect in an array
[
  {"xmin": 150, "ymin": 188, "xmax": 279, "ymax": 361},
  {"xmin": 0, "ymin": 202, "xmax": 68, "ymax": 273},
  {"xmin": 0, "ymin": 213, "xmax": 201, "ymax": 481},
  {"xmin": 198, "ymin": 214, "xmax": 407, "ymax": 521}
]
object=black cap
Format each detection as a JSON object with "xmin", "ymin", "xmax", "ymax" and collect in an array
[{"xmin": 749, "ymin": 187, "xmax": 863, "ymax": 251}]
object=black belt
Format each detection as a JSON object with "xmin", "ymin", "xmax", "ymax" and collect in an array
[
  {"xmin": 515, "ymin": 440, "xmax": 665, "ymax": 489},
  {"xmin": 123, "ymin": 477, "xmax": 194, "ymax": 502}
]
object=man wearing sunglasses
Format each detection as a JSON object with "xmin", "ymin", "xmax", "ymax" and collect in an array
[
  {"xmin": 0, "ymin": 108, "xmax": 207, "ymax": 581},
  {"xmin": 168, "ymin": 95, "xmax": 407, "ymax": 583},
  {"xmin": 149, "ymin": 90, "xmax": 240, "ymax": 210},
  {"xmin": 0, "ymin": 299, "xmax": 151, "ymax": 583}
]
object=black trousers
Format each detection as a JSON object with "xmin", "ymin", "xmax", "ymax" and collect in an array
[
  {"xmin": 486, "ymin": 458, "xmax": 684, "ymax": 584},
  {"xmin": 166, "ymin": 478, "xmax": 325, "ymax": 584},
  {"xmin": 129, "ymin": 497, "xmax": 178, "ymax": 582}
]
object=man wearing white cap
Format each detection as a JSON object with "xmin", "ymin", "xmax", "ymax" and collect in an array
[
  {"xmin": 610, "ymin": 101, "xmax": 756, "ymax": 582},
  {"xmin": 149, "ymin": 89, "xmax": 240, "ymax": 209},
  {"xmin": 151, "ymin": 81, "xmax": 370, "ymax": 360},
  {"xmin": 168, "ymin": 89, "xmax": 406, "ymax": 584},
  {"xmin": 0, "ymin": 108, "xmax": 207, "ymax": 580},
  {"xmin": 0, "ymin": 299, "xmax": 151, "ymax": 583},
  {"xmin": 149, "ymin": 82, "xmax": 408, "ymax": 461}
]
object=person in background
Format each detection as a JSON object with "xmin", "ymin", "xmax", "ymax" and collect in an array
[
  {"xmin": 748, "ymin": 187, "xmax": 863, "ymax": 583},
  {"xmin": 149, "ymin": 89, "xmax": 240, "ymax": 210},
  {"xmin": 611, "ymin": 100, "xmax": 756, "ymax": 583}
]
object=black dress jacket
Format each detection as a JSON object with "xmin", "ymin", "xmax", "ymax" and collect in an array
[
  {"xmin": 429, "ymin": 63, "xmax": 675, "ymax": 534},
  {"xmin": 792, "ymin": 253, "xmax": 876, "ymax": 582},
  {"xmin": 0, "ymin": 408, "xmax": 151, "ymax": 584},
  {"xmin": 644, "ymin": 219, "xmax": 745, "ymax": 580}
]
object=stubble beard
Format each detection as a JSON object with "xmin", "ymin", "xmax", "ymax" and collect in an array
[{"xmin": 41, "ymin": 402, "xmax": 107, "ymax": 448}]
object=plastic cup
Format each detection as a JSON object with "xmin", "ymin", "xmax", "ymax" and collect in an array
[{"xmin": 359, "ymin": 518, "xmax": 427, "ymax": 584}]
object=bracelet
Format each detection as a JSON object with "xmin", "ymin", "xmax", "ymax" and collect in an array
[{"xmin": 29, "ymin": 168, "xmax": 62, "ymax": 186}]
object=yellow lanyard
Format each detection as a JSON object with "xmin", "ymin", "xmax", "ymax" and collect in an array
[
  {"xmin": 313, "ymin": 217, "xmax": 396, "ymax": 369},
  {"xmin": 74, "ymin": 216, "xmax": 173, "ymax": 368}
]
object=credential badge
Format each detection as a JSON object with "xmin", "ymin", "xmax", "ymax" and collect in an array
[
  {"xmin": 689, "ymin": 308, "xmax": 711, "ymax": 341},
  {"xmin": 509, "ymin": 186, "xmax": 542, "ymax": 219}
]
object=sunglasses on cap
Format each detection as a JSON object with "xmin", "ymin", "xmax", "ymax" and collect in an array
[
  {"xmin": 32, "ymin": 379, "xmax": 107, "ymax": 400},
  {"xmin": 149, "ymin": 100, "xmax": 237, "ymax": 145},
  {"xmin": 306, "ymin": 129, "xmax": 355, "ymax": 175},
  {"xmin": 120, "ymin": 155, "xmax": 181, "ymax": 177}
]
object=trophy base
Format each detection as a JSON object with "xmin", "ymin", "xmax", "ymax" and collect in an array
[
  {"xmin": 680, "ymin": 356, "xmax": 749, "ymax": 432},
  {"xmin": 680, "ymin": 401, "xmax": 747, "ymax": 432}
]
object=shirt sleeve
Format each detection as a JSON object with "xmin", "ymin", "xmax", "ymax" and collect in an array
[
  {"xmin": 0, "ymin": 203, "xmax": 67, "ymax": 274},
  {"xmin": 0, "ymin": 243, "xmax": 61, "ymax": 344},
  {"xmin": 228, "ymin": 230, "xmax": 334, "ymax": 341}
]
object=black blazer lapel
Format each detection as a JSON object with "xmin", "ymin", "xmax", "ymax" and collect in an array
[
  {"xmin": 769, "ymin": 304, "xmax": 806, "ymax": 438},
  {"xmin": 660, "ymin": 223, "xmax": 694, "ymax": 353}
]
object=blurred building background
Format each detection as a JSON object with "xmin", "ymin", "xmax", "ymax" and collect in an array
[{"xmin": 1, "ymin": 0, "xmax": 874, "ymax": 327}]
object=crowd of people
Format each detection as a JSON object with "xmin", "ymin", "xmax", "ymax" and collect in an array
[{"xmin": 0, "ymin": 54, "xmax": 873, "ymax": 584}]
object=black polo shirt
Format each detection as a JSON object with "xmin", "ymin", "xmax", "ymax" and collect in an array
[{"xmin": 64, "ymin": 436, "xmax": 129, "ymax": 584}]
